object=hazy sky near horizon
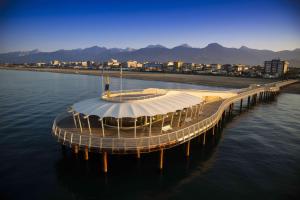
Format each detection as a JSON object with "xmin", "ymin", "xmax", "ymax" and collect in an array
[{"xmin": 0, "ymin": 0, "xmax": 300, "ymax": 53}]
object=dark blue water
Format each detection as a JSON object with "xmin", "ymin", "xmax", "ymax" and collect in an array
[{"xmin": 0, "ymin": 70, "xmax": 299, "ymax": 200}]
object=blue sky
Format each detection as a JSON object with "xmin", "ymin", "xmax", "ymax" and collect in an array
[{"xmin": 0, "ymin": 0, "xmax": 299, "ymax": 53}]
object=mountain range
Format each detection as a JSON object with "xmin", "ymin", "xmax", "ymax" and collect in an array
[{"xmin": 1, "ymin": 43, "xmax": 300, "ymax": 67}]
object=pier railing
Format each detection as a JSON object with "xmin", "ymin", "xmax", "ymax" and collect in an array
[{"xmin": 52, "ymin": 80, "xmax": 297, "ymax": 153}]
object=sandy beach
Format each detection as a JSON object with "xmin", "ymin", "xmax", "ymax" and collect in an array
[{"xmin": 1, "ymin": 66, "xmax": 282, "ymax": 89}]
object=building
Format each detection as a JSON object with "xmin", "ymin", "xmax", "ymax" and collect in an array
[
  {"xmin": 81, "ymin": 61, "xmax": 91, "ymax": 68},
  {"xmin": 264, "ymin": 59, "xmax": 289, "ymax": 78},
  {"xmin": 163, "ymin": 61, "xmax": 174, "ymax": 67},
  {"xmin": 182, "ymin": 63, "xmax": 194, "ymax": 73},
  {"xmin": 173, "ymin": 61, "xmax": 183, "ymax": 72},
  {"xmin": 121, "ymin": 60, "xmax": 138, "ymax": 68},
  {"xmin": 143, "ymin": 62, "xmax": 163, "ymax": 71},
  {"xmin": 193, "ymin": 63, "xmax": 204, "ymax": 71},
  {"xmin": 211, "ymin": 64, "xmax": 222, "ymax": 71},
  {"xmin": 182, "ymin": 63, "xmax": 195, "ymax": 69},
  {"xmin": 103, "ymin": 59, "xmax": 120, "ymax": 68},
  {"xmin": 203, "ymin": 64, "xmax": 212, "ymax": 72},
  {"xmin": 136, "ymin": 63, "xmax": 143, "ymax": 68},
  {"xmin": 36, "ymin": 62, "xmax": 46, "ymax": 67},
  {"xmin": 234, "ymin": 64, "xmax": 246, "ymax": 72},
  {"xmin": 162, "ymin": 61, "xmax": 174, "ymax": 72},
  {"xmin": 221, "ymin": 64, "xmax": 232, "ymax": 72},
  {"xmin": 51, "ymin": 60, "xmax": 61, "ymax": 66}
]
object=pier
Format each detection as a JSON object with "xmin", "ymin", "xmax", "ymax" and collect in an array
[{"xmin": 52, "ymin": 80, "xmax": 297, "ymax": 173}]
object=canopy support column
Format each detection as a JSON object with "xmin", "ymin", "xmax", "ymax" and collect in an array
[
  {"xmin": 99, "ymin": 118, "xmax": 105, "ymax": 137},
  {"xmin": 183, "ymin": 108, "xmax": 188, "ymax": 125},
  {"xmin": 196, "ymin": 104, "xmax": 200, "ymax": 118},
  {"xmin": 134, "ymin": 118, "xmax": 137, "ymax": 138},
  {"xmin": 84, "ymin": 115, "xmax": 92, "ymax": 135},
  {"xmin": 190, "ymin": 106, "xmax": 194, "ymax": 119},
  {"xmin": 160, "ymin": 115, "xmax": 165, "ymax": 134},
  {"xmin": 177, "ymin": 110, "xmax": 182, "ymax": 127},
  {"xmin": 192, "ymin": 105, "xmax": 197, "ymax": 119},
  {"xmin": 197, "ymin": 103, "xmax": 202, "ymax": 117},
  {"xmin": 198, "ymin": 103, "xmax": 204, "ymax": 116},
  {"xmin": 170, "ymin": 112, "xmax": 175, "ymax": 127},
  {"xmin": 76, "ymin": 113, "xmax": 83, "ymax": 133},
  {"xmin": 194, "ymin": 104, "xmax": 199, "ymax": 119},
  {"xmin": 198, "ymin": 103, "xmax": 203, "ymax": 117},
  {"xmin": 72, "ymin": 112, "xmax": 78, "ymax": 128}
]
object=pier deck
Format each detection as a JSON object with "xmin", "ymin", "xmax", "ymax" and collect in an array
[{"xmin": 52, "ymin": 80, "xmax": 298, "ymax": 154}]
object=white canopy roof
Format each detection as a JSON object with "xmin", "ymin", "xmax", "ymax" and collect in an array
[{"xmin": 72, "ymin": 91, "xmax": 203, "ymax": 118}]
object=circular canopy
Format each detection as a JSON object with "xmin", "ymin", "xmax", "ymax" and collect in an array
[{"xmin": 72, "ymin": 91, "xmax": 203, "ymax": 118}]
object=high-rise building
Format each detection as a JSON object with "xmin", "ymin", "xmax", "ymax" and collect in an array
[
  {"xmin": 264, "ymin": 59, "xmax": 288, "ymax": 77},
  {"xmin": 51, "ymin": 60, "xmax": 61, "ymax": 66},
  {"xmin": 173, "ymin": 61, "xmax": 183, "ymax": 72},
  {"xmin": 121, "ymin": 60, "xmax": 138, "ymax": 68},
  {"xmin": 103, "ymin": 59, "xmax": 120, "ymax": 68}
]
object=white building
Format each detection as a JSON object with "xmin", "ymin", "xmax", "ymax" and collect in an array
[
  {"xmin": 36, "ymin": 62, "xmax": 46, "ymax": 67},
  {"xmin": 104, "ymin": 59, "xmax": 120, "ymax": 68},
  {"xmin": 51, "ymin": 60, "xmax": 61, "ymax": 66},
  {"xmin": 122, "ymin": 60, "xmax": 138, "ymax": 68},
  {"xmin": 81, "ymin": 61, "xmax": 93, "ymax": 67},
  {"xmin": 211, "ymin": 64, "xmax": 222, "ymax": 71}
]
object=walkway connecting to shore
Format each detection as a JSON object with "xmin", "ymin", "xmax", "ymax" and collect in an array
[{"xmin": 52, "ymin": 80, "xmax": 297, "ymax": 173}]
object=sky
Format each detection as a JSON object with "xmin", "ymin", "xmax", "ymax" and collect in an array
[{"xmin": 0, "ymin": 0, "xmax": 300, "ymax": 53}]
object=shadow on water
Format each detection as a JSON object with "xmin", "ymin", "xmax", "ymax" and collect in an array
[
  {"xmin": 54, "ymin": 127, "xmax": 225, "ymax": 200},
  {"xmin": 53, "ymin": 98, "xmax": 276, "ymax": 200}
]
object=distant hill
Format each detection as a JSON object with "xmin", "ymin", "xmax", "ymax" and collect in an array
[{"xmin": 1, "ymin": 43, "xmax": 300, "ymax": 67}]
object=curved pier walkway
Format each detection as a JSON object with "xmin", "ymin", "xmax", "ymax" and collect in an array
[{"xmin": 52, "ymin": 80, "xmax": 297, "ymax": 172}]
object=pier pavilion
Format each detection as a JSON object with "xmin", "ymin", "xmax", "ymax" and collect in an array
[{"xmin": 52, "ymin": 80, "xmax": 297, "ymax": 173}]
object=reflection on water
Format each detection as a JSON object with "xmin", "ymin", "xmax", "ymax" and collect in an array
[
  {"xmin": 55, "ymin": 135, "xmax": 220, "ymax": 199},
  {"xmin": 54, "ymin": 130, "xmax": 222, "ymax": 200},
  {"xmin": 0, "ymin": 70, "xmax": 299, "ymax": 200}
]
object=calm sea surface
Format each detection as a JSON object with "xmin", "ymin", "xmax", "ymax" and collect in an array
[{"xmin": 0, "ymin": 70, "xmax": 299, "ymax": 200}]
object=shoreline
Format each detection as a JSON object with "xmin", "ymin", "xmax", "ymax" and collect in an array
[{"xmin": 1, "ymin": 66, "xmax": 299, "ymax": 91}]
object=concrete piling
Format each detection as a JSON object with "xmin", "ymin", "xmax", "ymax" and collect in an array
[
  {"xmin": 159, "ymin": 149, "xmax": 164, "ymax": 170},
  {"xmin": 84, "ymin": 146, "xmax": 89, "ymax": 160},
  {"xmin": 103, "ymin": 152, "xmax": 108, "ymax": 173},
  {"xmin": 186, "ymin": 141, "xmax": 190, "ymax": 157}
]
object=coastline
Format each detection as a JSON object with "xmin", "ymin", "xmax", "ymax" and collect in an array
[{"xmin": 1, "ymin": 66, "xmax": 299, "ymax": 91}]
